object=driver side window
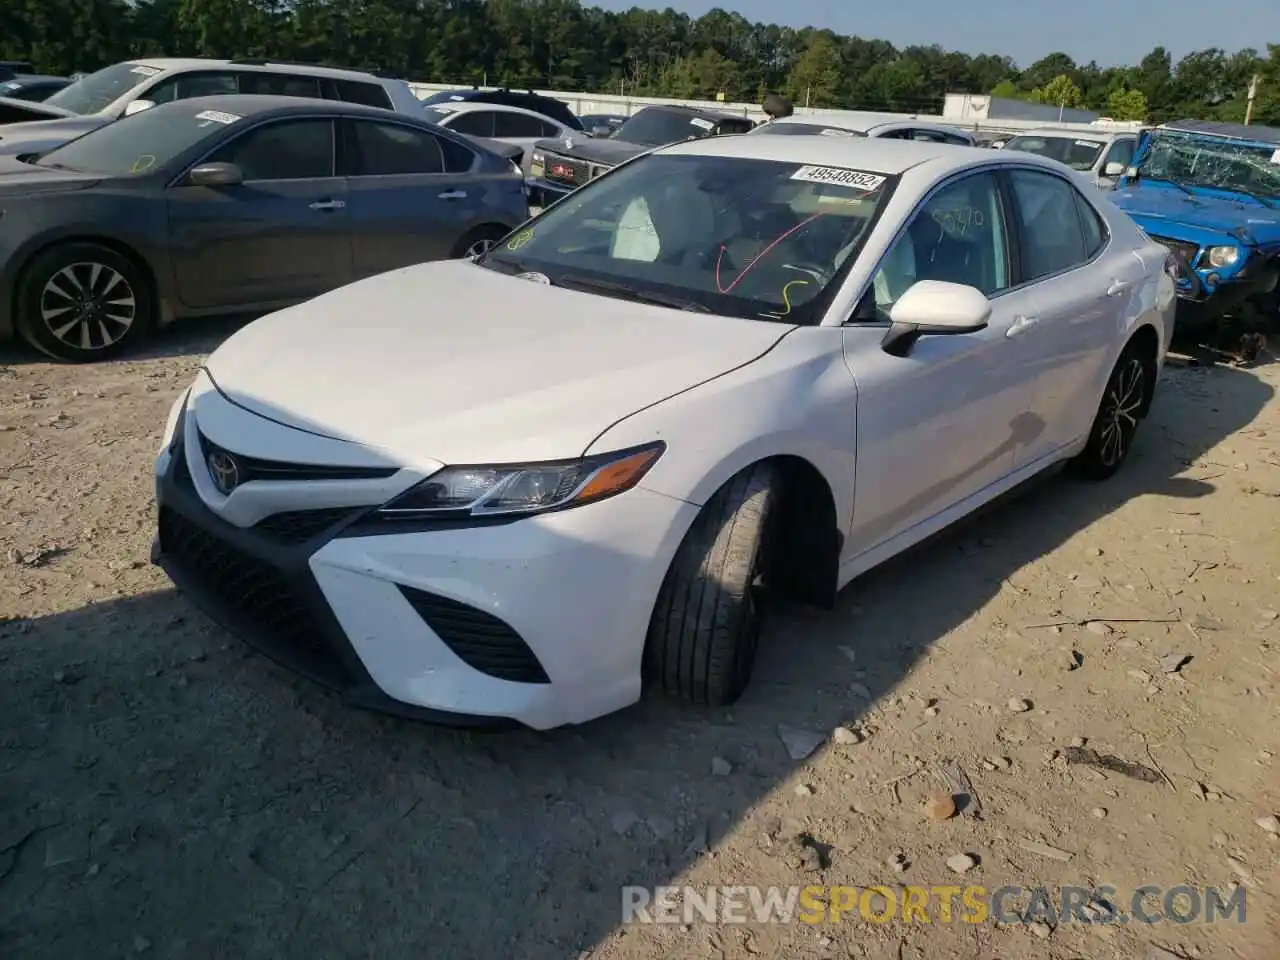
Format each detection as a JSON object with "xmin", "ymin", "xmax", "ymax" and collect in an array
[{"xmin": 867, "ymin": 172, "xmax": 1010, "ymax": 317}]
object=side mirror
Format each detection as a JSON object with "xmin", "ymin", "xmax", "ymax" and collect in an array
[
  {"xmin": 123, "ymin": 99, "xmax": 155, "ymax": 117},
  {"xmin": 591, "ymin": 125, "xmax": 612, "ymax": 137},
  {"xmin": 881, "ymin": 280, "xmax": 991, "ymax": 356},
  {"xmin": 1103, "ymin": 161, "xmax": 1125, "ymax": 177},
  {"xmin": 1124, "ymin": 165, "xmax": 1139, "ymax": 179},
  {"xmin": 186, "ymin": 162, "xmax": 243, "ymax": 187}
]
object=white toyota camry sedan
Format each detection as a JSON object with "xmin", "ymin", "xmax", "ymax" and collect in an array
[{"xmin": 153, "ymin": 134, "xmax": 1176, "ymax": 730}]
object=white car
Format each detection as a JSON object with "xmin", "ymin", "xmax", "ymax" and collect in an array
[
  {"xmin": 752, "ymin": 109, "xmax": 976, "ymax": 146},
  {"xmin": 421, "ymin": 101, "xmax": 574, "ymax": 176},
  {"xmin": 153, "ymin": 135, "xmax": 1176, "ymax": 730},
  {"xmin": 1002, "ymin": 128, "xmax": 1139, "ymax": 189}
]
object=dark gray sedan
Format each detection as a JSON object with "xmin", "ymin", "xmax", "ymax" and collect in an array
[{"xmin": 0, "ymin": 94, "xmax": 529, "ymax": 361}]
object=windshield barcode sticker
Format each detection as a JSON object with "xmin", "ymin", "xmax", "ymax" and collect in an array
[
  {"xmin": 130, "ymin": 65, "xmax": 162, "ymax": 77},
  {"xmin": 689, "ymin": 117, "xmax": 714, "ymax": 130},
  {"xmin": 791, "ymin": 166, "xmax": 886, "ymax": 191},
  {"xmin": 194, "ymin": 110, "xmax": 241, "ymax": 126},
  {"xmin": 818, "ymin": 128, "xmax": 856, "ymax": 137}
]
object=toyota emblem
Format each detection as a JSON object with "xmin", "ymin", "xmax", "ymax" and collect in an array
[{"xmin": 206, "ymin": 450, "xmax": 241, "ymax": 495}]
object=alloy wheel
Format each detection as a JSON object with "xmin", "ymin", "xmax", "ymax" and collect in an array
[
  {"xmin": 40, "ymin": 262, "xmax": 137, "ymax": 351},
  {"xmin": 1097, "ymin": 357, "xmax": 1145, "ymax": 467},
  {"xmin": 465, "ymin": 237, "xmax": 498, "ymax": 258}
]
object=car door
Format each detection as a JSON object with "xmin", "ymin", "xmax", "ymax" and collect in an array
[
  {"xmin": 1097, "ymin": 137, "xmax": 1136, "ymax": 187},
  {"xmin": 1001, "ymin": 167, "xmax": 1137, "ymax": 466},
  {"xmin": 342, "ymin": 118, "xmax": 485, "ymax": 276},
  {"xmin": 492, "ymin": 111, "xmax": 561, "ymax": 174},
  {"xmin": 166, "ymin": 116, "xmax": 352, "ymax": 310},
  {"xmin": 842, "ymin": 170, "xmax": 1043, "ymax": 556}
]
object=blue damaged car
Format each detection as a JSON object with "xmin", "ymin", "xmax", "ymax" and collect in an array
[{"xmin": 1110, "ymin": 119, "xmax": 1280, "ymax": 338}]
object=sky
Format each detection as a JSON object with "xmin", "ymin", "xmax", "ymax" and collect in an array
[{"xmin": 591, "ymin": 0, "xmax": 1280, "ymax": 69}]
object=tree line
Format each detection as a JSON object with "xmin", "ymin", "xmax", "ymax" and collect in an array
[{"xmin": 4, "ymin": 0, "xmax": 1278, "ymax": 125}]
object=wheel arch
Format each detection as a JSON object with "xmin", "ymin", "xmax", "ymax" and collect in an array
[
  {"xmin": 1126, "ymin": 322, "xmax": 1160, "ymax": 417},
  {"xmin": 13, "ymin": 234, "xmax": 160, "ymax": 330}
]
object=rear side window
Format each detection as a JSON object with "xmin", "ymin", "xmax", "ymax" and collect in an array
[
  {"xmin": 237, "ymin": 72, "xmax": 321, "ymax": 98},
  {"xmin": 209, "ymin": 118, "xmax": 335, "ymax": 181},
  {"xmin": 1008, "ymin": 169, "xmax": 1091, "ymax": 279},
  {"xmin": 437, "ymin": 135, "xmax": 476, "ymax": 173},
  {"xmin": 715, "ymin": 118, "xmax": 753, "ymax": 135},
  {"xmin": 334, "ymin": 79, "xmax": 393, "ymax": 109},
  {"xmin": 447, "ymin": 110, "xmax": 495, "ymax": 137},
  {"xmin": 492, "ymin": 111, "xmax": 554, "ymax": 138},
  {"xmin": 1074, "ymin": 190, "xmax": 1108, "ymax": 258},
  {"xmin": 350, "ymin": 120, "xmax": 444, "ymax": 175}
]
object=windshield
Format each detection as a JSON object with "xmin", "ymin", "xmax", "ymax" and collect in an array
[
  {"xmin": 1004, "ymin": 135, "xmax": 1105, "ymax": 170},
  {"xmin": 1138, "ymin": 130, "xmax": 1280, "ymax": 201},
  {"xmin": 43, "ymin": 61, "xmax": 162, "ymax": 116},
  {"xmin": 752, "ymin": 122, "xmax": 866, "ymax": 138},
  {"xmin": 35, "ymin": 103, "xmax": 243, "ymax": 175},
  {"xmin": 615, "ymin": 108, "xmax": 721, "ymax": 147},
  {"xmin": 479, "ymin": 153, "xmax": 895, "ymax": 324}
]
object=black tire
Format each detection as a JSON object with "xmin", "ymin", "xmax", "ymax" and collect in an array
[
  {"xmin": 16, "ymin": 242, "xmax": 154, "ymax": 362},
  {"xmin": 451, "ymin": 224, "xmax": 511, "ymax": 259},
  {"xmin": 643, "ymin": 463, "xmax": 778, "ymax": 706},
  {"xmin": 1072, "ymin": 342, "xmax": 1153, "ymax": 481}
]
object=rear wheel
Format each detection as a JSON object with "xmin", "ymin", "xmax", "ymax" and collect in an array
[
  {"xmin": 16, "ymin": 242, "xmax": 154, "ymax": 362},
  {"xmin": 643, "ymin": 463, "xmax": 778, "ymax": 706},
  {"xmin": 1072, "ymin": 343, "xmax": 1152, "ymax": 481},
  {"xmin": 452, "ymin": 225, "xmax": 510, "ymax": 259}
]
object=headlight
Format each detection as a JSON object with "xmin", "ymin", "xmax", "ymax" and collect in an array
[
  {"xmin": 1204, "ymin": 245, "xmax": 1240, "ymax": 269},
  {"xmin": 376, "ymin": 442, "xmax": 664, "ymax": 519},
  {"xmin": 530, "ymin": 151, "xmax": 545, "ymax": 178},
  {"xmin": 160, "ymin": 389, "xmax": 189, "ymax": 454}
]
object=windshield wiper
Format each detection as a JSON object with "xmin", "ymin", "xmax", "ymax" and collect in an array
[
  {"xmin": 554, "ymin": 273, "xmax": 709, "ymax": 312},
  {"xmin": 1159, "ymin": 177, "xmax": 1198, "ymax": 198}
]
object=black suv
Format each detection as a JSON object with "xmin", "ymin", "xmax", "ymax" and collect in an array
[{"xmin": 421, "ymin": 87, "xmax": 582, "ymax": 132}]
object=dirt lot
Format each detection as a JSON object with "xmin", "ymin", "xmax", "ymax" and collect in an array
[{"xmin": 1, "ymin": 323, "xmax": 1278, "ymax": 960}]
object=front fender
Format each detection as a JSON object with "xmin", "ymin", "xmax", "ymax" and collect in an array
[{"xmin": 585, "ymin": 326, "xmax": 857, "ymax": 532}]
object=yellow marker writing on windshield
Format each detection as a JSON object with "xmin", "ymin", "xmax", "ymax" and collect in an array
[
  {"xmin": 763, "ymin": 278, "xmax": 810, "ymax": 319},
  {"xmin": 131, "ymin": 155, "xmax": 156, "ymax": 173},
  {"xmin": 506, "ymin": 228, "xmax": 535, "ymax": 251}
]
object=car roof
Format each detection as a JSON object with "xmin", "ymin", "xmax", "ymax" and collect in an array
[
  {"xmin": 6, "ymin": 75, "xmax": 67, "ymax": 84},
  {"xmin": 770, "ymin": 110, "xmax": 914, "ymax": 133},
  {"xmin": 147, "ymin": 93, "xmax": 402, "ymax": 120},
  {"xmin": 639, "ymin": 103, "xmax": 746, "ymax": 122},
  {"xmin": 1007, "ymin": 127, "xmax": 1121, "ymax": 140},
  {"xmin": 1159, "ymin": 118, "xmax": 1280, "ymax": 146},
  {"xmin": 662, "ymin": 132, "xmax": 1005, "ymax": 175},
  {"xmin": 126, "ymin": 57, "xmax": 392, "ymax": 83},
  {"xmin": 427, "ymin": 100, "xmax": 565, "ymax": 124}
]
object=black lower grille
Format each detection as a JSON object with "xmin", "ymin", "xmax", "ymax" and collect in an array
[
  {"xmin": 397, "ymin": 585, "xmax": 549, "ymax": 684},
  {"xmin": 158, "ymin": 507, "xmax": 347, "ymax": 687},
  {"xmin": 254, "ymin": 508, "xmax": 359, "ymax": 545}
]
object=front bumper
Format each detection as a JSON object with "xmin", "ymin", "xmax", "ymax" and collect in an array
[{"xmin": 152, "ymin": 400, "xmax": 697, "ymax": 730}]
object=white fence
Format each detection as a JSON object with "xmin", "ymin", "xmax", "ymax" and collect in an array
[{"xmin": 406, "ymin": 81, "xmax": 1145, "ymax": 138}]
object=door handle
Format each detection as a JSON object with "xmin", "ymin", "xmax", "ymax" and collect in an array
[
  {"xmin": 308, "ymin": 199, "xmax": 345, "ymax": 211},
  {"xmin": 437, "ymin": 190, "xmax": 467, "ymax": 200},
  {"xmin": 1006, "ymin": 314, "xmax": 1040, "ymax": 338},
  {"xmin": 1106, "ymin": 279, "xmax": 1133, "ymax": 297}
]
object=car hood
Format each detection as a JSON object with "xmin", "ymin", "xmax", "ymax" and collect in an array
[
  {"xmin": 533, "ymin": 135, "xmax": 648, "ymax": 167},
  {"xmin": 204, "ymin": 260, "xmax": 792, "ymax": 467},
  {"xmin": 1112, "ymin": 182, "xmax": 1280, "ymax": 246},
  {"xmin": 0, "ymin": 156, "xmax": 103, "ymax": 196},
  {"xmin": 0, "ymin": 96, "xmax": 76, "ymax": 124},
  {"xmin": 0, "ymin": 115, "xmax": 107, "ymax": 155}
]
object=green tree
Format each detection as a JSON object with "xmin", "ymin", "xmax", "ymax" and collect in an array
[
  {"xmin": 1029, "ymin": 73, "xmax": 1083, "ymax": 109},
  {"xmin": 784, "ymin": 32, "xmax": 841, "ymax": 107},
  {"xmin": 1106, "ymin": 87, "xmax": 1148, "ymax": 121},
  {"xmin": 990, "ymin": 78, "xmax": 1019, "ymax": 99}
]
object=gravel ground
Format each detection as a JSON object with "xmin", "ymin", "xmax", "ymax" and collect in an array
[{"xmin": 1, "ymin": 323, "xmax": 1279, "ymax": 960}]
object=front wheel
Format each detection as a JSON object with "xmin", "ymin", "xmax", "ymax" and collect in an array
[
  {"xmin": 1072, "ymin": 345, "xmax": 1152, "ymax": 481},
  {"xmin": 16, "ymin": 242, "xmax": 154, "ymax": 362},
  {"xmin": 451, "ymin": 224, "xmax": 511, "ymax": 260},
  {"xmin": 643, "ymin": 463, "xmax": 778, "ymax": 706}
]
